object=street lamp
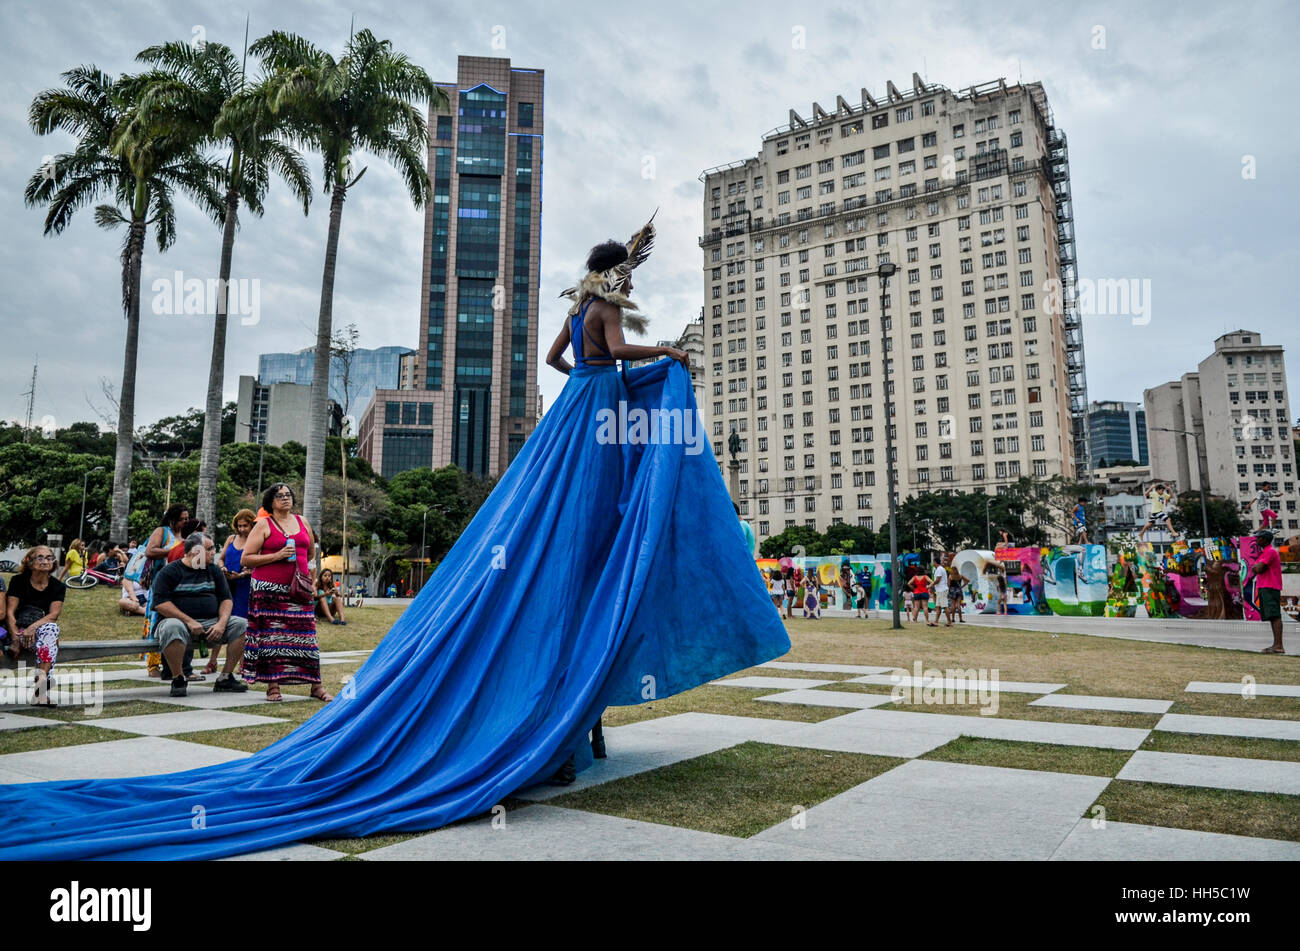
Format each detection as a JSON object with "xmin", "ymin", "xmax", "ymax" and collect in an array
[
  {"xmin": 79, "ymin": 466, "xmax": 104, "ymax": 541},
  {"xmin": 1148, "ymin": 426, "xmax": 1210, "ymax": 541},
  {"xmin": 986, "ymin": 495, "xmax": 993, "ymax": 550},
  {"xmin": 419, "ymin": 505, "xmax": 429, "ymax": 593},
  {"xmin": 239, "ymin": 421, "xmax": 266, "ymax": 500},
  {"xmin": 877, "ymin": 260, "xmax": 901, "ymax": 629}
]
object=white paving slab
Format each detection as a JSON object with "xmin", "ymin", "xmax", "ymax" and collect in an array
[
  {"xmin": 0, "ymin": 711, "xmax": 61, "ymax": 731},
  {"xmin": 361, "ymin": 803, "xmax": 746, "ymax": 861},
  {"xmin": 633, "ymin": 712, "xmax": 809, "ymax": 744},
  {"xmin": 148, "ymin": 690, "xmax": 306, "ymax": 710},
  {"xmin": 760, "ymin": 662, "xmax": 895, "ymax": 676},
  {"xmin": 1117, "ymin": 751, "xmax": 1300, "ymax": 795},
  {"xmin": 219, "ymin": 843, "xmax": 347, "ymax": 861},
  {"xmin": 846, "ymin": 673, "xmax": 1067, "ymax": 694},
  {"xmin": 774, "ymin": 715, "xmax": 959, "ymax": 758},
  {"xmin": 0, "ymin": 737, "xmax": 249, "ymax": 783},
  {"xmin": 1186, "ymin": 681, "xmax": 1300, "ymax": 698},
  {"xmin": 710, "ymin": 676, "xmax": 836, "ymax": 690},
  {"xmin": 514, "ymin": 713, "xmax": 805, "ymax": 802},
  {"xmin": 754, "ymin": 760, "xmax": 1108, "ymax": 860},
  {"xmin": 1028, "ymin": 694, "xmax": 1173, "ymax": 714},
  {"xmin": 788, "ymin": 707, "xmax": 1150, "ymax": 750},
  {"xmin": 755, "ymin": 689, "xmax": 895, "ymax": 710},
  {"xmin": 84, "ymin": 709, "xmax": 287, "ymax": 737},
  {"xmin": 1155, "ymin": 713, "xmax": 1300, "ymax": 742},
  {"xmin": 1052, "ymin": 819, "xmax": 1300, "ymax": 861}
]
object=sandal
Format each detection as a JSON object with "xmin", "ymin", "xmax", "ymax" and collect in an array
[
  {"xmin": 265, "ymin": 684, "xmax": 283, "ymax": 702},
  {"xmin": 1261, "ymin": 646, "xmax": 1287, "ymax": 654},
  {"xmin": 186, "ymin": 673, "xmax": 207, "ymax": 682},
  {"xmin": 202, "ymin": 659, "xmax": 218, "ymax": 675},
  {"xmin": 31, "ymin": 671, "xmax": 57, "ymax": 707},
  {"xmin": 310, "ymin": 685, "xmax": 333, "ymax": 702}
]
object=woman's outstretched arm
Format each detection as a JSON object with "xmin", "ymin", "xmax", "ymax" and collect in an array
[{"xmin": 597, "ymin": 300, "xmax": 689, "ymax": 367}]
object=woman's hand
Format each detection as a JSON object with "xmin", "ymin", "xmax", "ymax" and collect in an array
[{"xmin": 663, "ymin": 347, "xmax": 689, "ymax": 368}]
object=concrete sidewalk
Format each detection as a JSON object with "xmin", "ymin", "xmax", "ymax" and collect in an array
[{"xmin": 960, "ymin": 612, "xmax": 1295, "ymax": 653}]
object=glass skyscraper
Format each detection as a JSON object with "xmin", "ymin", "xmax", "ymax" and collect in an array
[
  {"xmin": 1087, "ymin": 400, "xmax": 1148, "ymax": 468},
  {"xmin": 360, "ymin": 56, "xmax": 542, "ymax": 480},
  {"xmin": 257, "ymin": 345, "xmax": 414, "ymax": 425}
]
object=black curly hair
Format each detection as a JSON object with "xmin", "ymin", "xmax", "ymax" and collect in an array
[{"xmin": 586, "ymin": 239, "xmax": 629, "ymax": 273}]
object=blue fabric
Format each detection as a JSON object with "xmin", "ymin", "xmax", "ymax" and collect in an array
[
  {"xmin": 222, "ymin": 540, "xmax": 251, "ymax": 619},
  {"xmin": 0, "ymin": 358, "xmax": 788, "ymax": 860}
]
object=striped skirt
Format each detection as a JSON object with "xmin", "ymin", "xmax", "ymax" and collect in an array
[{"xmin": 242, "ymin": 578, "xmax": 322, "ymax": 685}]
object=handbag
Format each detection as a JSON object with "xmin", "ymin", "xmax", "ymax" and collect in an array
[{"xmin": 287, "ymin": 566, "xmax": 316, "ymax": 605}]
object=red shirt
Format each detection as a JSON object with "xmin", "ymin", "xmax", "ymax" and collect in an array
[
  {"xmin": 912, "ymin": 574, "xmax": 930, "ymax": 594},
  {"xmin": 1254, "ymin": 545, "xmax": 1282, "ymax": 590}
]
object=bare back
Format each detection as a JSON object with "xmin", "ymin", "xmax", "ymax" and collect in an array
[{"xmin": 572, "ymin": 295, "xmax": 619, "ymax": 365}]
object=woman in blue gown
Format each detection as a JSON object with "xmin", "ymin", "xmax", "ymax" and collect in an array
[{"xmin": 0, "ymin": 215, "xmax": 790, "ymax": 860}]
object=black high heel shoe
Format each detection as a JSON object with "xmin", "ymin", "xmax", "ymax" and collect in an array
[
  {"xmin": 547, "ymin": 754, "xmax": 577, "ymax": 786},
  {"xmin": 590, "ymin": 719, "xmax": 606, "ymax": 759}
]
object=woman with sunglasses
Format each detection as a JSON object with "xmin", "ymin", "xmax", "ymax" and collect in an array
[
  {"xmin": 3, "ymin": 545, "xmax": 65, "ymax": 705},
  {"xmin": 240, "ymin": 484, "xmax": 331, "ymax": 703}
]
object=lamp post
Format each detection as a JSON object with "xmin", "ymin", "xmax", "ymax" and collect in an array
[
  {"xmin": 986, "ymin": 495, "xmax": 993, "ymax": 550},
  {"xmin": 1149, "ymin": 426, "xmax": 1210, "ymax": 541},
  {"xmin": 239, "ymin": 421, "xmax": 265, "ymax": 501},
  {"xmin": 877, "ymin": 261, "xmax": 901, "ymax": 629},
  {"xmin": 417, "ymin": 505, "xmax": 429, "ymax": 593},
  {"xmin": 79, "ymin": 466, "xmax": 104, "ymax": 541}
]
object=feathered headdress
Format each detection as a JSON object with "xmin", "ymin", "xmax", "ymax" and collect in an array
[{"xmin": 559, "ymin": 210, "xmax": 657, "ymax": 334}]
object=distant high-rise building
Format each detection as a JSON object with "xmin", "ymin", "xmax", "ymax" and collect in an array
[
  {"xmin": 1144, "ymin": 329, "xmax": 1295, "ymax": 532},
  {"xmin": 360, "ymin": 55, "xmax": 543, "ymax": 479},
  {"xmin": 698, "ymin": 75, "xmax": 1085, "ymax": 541},
  {"xmin": 235, "ymin": 376, "xmax": 342, "ymax": 447},
  {"xmin": 257, "ymin": 345, "xmax": 414, "ymax": 422},
  {"xmin": 1088, "ymin": 400, "xmax": 1147, "ymax": 467}
]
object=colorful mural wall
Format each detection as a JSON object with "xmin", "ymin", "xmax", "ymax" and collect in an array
[{"xmin": 756, "ymin": 534, "xmax": 1296, "ymax": 621}]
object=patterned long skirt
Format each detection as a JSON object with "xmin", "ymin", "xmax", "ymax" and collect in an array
[{"xmin": 242, "ymin": 579, "xmax": 322, "ymax": 685}]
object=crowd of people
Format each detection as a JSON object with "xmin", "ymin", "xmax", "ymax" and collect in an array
[
  {"xmin": 1, "ymin": 484, "xmax": 353, "ymax": 705},
  {"xmin": 765, "ymin": 552, "xmax": 1013, "ymax": 627}
]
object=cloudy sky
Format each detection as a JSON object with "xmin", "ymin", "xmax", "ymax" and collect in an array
[{"xmin": 1, "ymin": 0, "xmax": 1295, "ymax": 435}]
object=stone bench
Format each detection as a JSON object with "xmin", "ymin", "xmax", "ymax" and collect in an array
[{"xmin": 1, "ymin": 638, "xmax": 160, "ymax": 669}]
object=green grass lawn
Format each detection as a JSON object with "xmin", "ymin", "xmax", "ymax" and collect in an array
[{"xmin": 551, "ymin": 741, "xmax": 904, "ymax": 837}]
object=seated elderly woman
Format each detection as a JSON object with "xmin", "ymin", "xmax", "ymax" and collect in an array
[
  {"xmin": 3, "ymin": 545, "xmax": 65, "ymax": 705},
  {"xmin": 149, "ymin": 532, "xmax": 249, "ymax": 699}
]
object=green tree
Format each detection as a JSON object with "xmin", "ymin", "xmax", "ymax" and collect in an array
[
  {"xmin": 758, "ymin": 524, "xmax": 824, "ymax": 558},
  {"xmin": 27, "ymin": 66, "xmax": 223, "ymax": 542},
  {"xmin": 134, "ymin": 39, "xmax": 313, "ymax": 527},
  {"xmin": 1170, "ymin": 491, "xmax": 1247, "ymax": 539},
  {"xmin": 250, "ymin": 28, "xmax": 445, "ymax": 536}
]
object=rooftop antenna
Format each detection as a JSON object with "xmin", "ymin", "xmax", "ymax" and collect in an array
[{"xmin": 22, "ymin": 360, "xmax": 37, "ymax": 442}]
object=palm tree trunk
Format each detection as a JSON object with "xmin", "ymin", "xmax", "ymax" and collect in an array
[
  {"xmin": 302, "ymin": 182, "xmax": 347, "ymax": 547},
  {"xmin": 110, "ymin": 214, "xmax": 148, "ymax": 543},
  {"xmin": 197, "ymin": 186, "xmax": 241, "ymax": 527}
]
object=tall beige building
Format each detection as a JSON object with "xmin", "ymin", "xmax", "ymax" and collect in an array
[
  {"xmin": 698, "ymin": 76, "xmax": 1086, "ymax": 540},
  {"xmin": 1145, "ymin": 330, "xmax": 1296, "ymax": 533}
]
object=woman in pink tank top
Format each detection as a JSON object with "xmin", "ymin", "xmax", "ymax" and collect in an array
[{"xmin": 240, "ymin": 483, "xmax": 330, "ymax": 702}]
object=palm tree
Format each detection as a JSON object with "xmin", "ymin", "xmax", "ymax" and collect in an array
[
  {"xmin": 133, "ymin": 39, "xmax": 313, "ymax": 527},
  {"xmin": 250, "ymin": 27, "xmax": 446, "ymax": 539},
  {"xmin": 26, "ymin": 67, "xmax": 223, "ymax": 542}
]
